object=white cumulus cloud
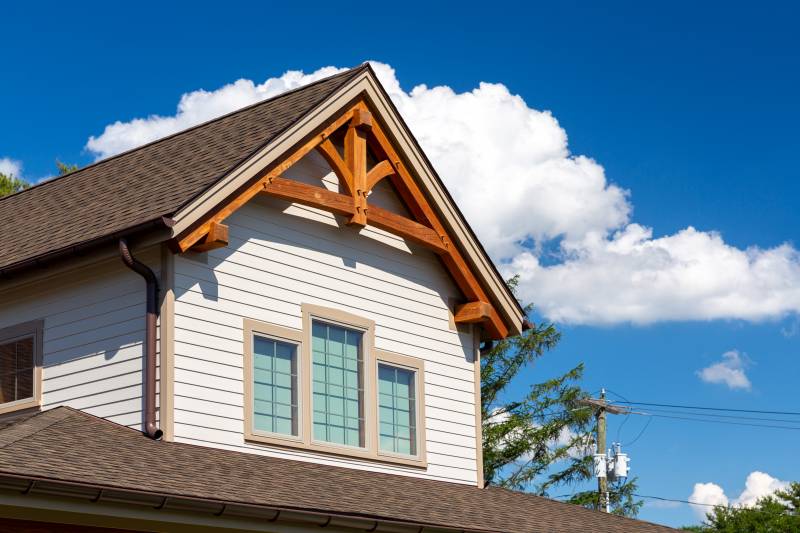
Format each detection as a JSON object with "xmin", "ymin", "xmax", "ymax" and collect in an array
[
  {"xmin": 0, "ymin": 157, "xmax": 22, "ymax": 178},
  {"xmin": 689, "ymin": 482, "xmax": 729, "ymax": 516},
  {"xmin": 735, "ymin": 471, "xmax": 790, "ymax": 508},
  {"xmin": 696, "ymin": 350, "xmax": 752, "ymax": 390},
  {"xmin": 86, "ymin": 66, "xmax": 346, "ymax": 160},
  {"xmin": 82, "ymin": 62, "xmax": 800, "ymax": 325},
  {"xmin": 689, "ymin": 471, "xmax": 789, "ymax": 519}
]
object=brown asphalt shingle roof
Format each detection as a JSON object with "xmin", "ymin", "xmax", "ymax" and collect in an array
[
  {"xmin": 0, "ymin": 66, "xmax": 365, "ymax": 273},
  {"xmin": 0, "ymin": 407, "xmax": 678, "ymax": 533}
]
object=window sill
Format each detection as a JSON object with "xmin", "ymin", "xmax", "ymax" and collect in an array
[
  {"xmin": 0, "ymin": 398, "xmax": 41, "ymax": 416},
  {"xmin": 244, "ymin": 432, "xmax": 427, "ymax": 469}
]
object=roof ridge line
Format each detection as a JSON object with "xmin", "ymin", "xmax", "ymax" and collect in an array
[{"xmin": 0, "ymin": 64, "xmax": 368, "ymax": 204}]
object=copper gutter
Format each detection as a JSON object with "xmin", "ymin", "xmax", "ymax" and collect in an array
[{"xmin": 119, "ymin": 238, "xmax": 163, "ymax": 440}]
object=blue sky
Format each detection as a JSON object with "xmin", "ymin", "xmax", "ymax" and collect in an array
[{"xmin": 3, "ymin": 1, "xmax": 799, "ymax": 527}]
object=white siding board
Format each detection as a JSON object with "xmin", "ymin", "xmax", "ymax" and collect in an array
[
  {"xmin": 175, "ymin": 291, "xmax": 471, "ymax": 370},
  {"xmin": 43, "ymin": 370, "xmax": 143, "ymax": 405},
  {"xmin": 175, "ymin": 354, "xmax": 243, "ymax": 381},
  {"xmin": 45, "ymin": 352, "xmax": 143, "ymax": 386},
  {"xmin": 174, "ymin": 381, "xmax": 242, "ymax": 407},
  {"xmin": 178, "ymin": 249, "xmax": 450, "ymax": 328},
  {"xmin": 234, "ymin": 198, "xmax": 451, "ymax": 290},
  {"xmin": 426, "ymin": 406, "xmax": 478, "ymax": 427},
  {"xmin": 424, "ymin": 394, "xmax": 477, "ymax": 415}
]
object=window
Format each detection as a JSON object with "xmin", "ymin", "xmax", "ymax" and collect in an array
[
  {"xmin": 243, "ymin": 305, "xmax": 426, "ymax": 467},
  {"xmin": 311, "ymin": 321, "xmax": 364, "ymax": 447},
  {"xmin": 375, "ymin": 351, "xmax": 424, "ymax": 460},
  {"xmin": 0, "ymin": 320, "xmax": 43, "ymax": 415},
  {"xmin": 253, "ymin": 336, "xmax": 298, "ymax": 437},
  {"xmin": 243, "ymin": 319, "xmax": 303, "ymax": 444},
  {"xmin": 378, "ymin": 364, "xmax": 416, "ymax": 455}
]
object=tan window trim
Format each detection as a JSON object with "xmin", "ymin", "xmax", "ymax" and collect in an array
[
  {"xmin": 374, "ymin": 350, "xmax": 427, "ymax": 467},
  {"xmin": 243, "ymin": 304, "xmax": 427, "ymax": 468},
  {"xmin": 243, "ymin": 319, "xmax": 305, "ymax": 448},
  {"xmin": 0, "ymin": 320, "xmax": 43, "ymax": 416}
]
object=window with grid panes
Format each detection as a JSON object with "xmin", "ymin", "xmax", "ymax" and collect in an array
[
  {"xmin": 252, "ymin": 335, "xmax": 299, "ymax": 436},
  {"xmin": 311, "ymin": 321, "xmax": 364, "ymax": 447},
  {"xmin": 378, "ymin": 363, "xmax": 417, "ymax": 455}
]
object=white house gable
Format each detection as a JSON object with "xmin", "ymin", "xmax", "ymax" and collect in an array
[{"xmin": 171, "ymin": 151, "xmax": 483, "ymax": 484}]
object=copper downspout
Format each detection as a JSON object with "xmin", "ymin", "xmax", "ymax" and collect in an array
[{"xmin": 119, "ymin": 239, "xmax": 163, "ymax": 440}]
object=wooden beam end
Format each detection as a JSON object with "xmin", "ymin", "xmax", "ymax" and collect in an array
[
  {"xmin": 454, "ymin": 301, "xmax": 494, "ymax": 324},
  {"xmin": 352, "ymin": 109, "xmax": 373, "ymax": 131},
  {"xmin": 189, "ymin": 222, "xmax": 229, "ymax": 253}
]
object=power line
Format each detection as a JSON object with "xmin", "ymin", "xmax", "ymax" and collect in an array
[
  {"xmin": 554, "ymin": 493, "xmax": 794, "ymax": 516},
  {"xmin": 615, "ymin": 401, "xmax": 800, "ymax": 417},
  {"xmin": 636, "ymin": 406, "xmax": 800, "ymax": 424},
  {"xmin": 634, "ymin": 494, "xmax": 718, "ymax": 507},
  {"xmin": 605, "ymin": 389, "xmax": 633, "ymax": 443},
  {"xmin": 645, "ymin": 413, "xmax": 800, "ymax": 431},
  {"xmin": 622, "ymin": 416, "xmax": 652, "ymax": 447}
]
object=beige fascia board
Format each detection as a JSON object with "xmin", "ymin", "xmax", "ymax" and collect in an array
[
  {"xmin": 170, "ymin": 70, "xmax": 522, "ymax": 336},
  {"xmin": 159, "ymin": 244, "xmax": 176, "ymax": 441},
  {"xmin": 472, "ymin": 328, "xmax": 484, "ymax": 488}
]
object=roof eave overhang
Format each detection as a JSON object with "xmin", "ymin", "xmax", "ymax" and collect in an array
[
  {"xmin": 0, "ymin": 217, "xmax": 173, "ymax": 281},
  {"xmin": 170, "ymin": 67, "xmax": 524, "ymax": 337},
  {"xmin": 0, "ymin": 472, "xmax": 497, "ymax": 533}
]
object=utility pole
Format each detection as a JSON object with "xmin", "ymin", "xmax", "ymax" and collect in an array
[
  {"xmin": 597, "ymin": 389, "xmax": 608, "ymax": 513},
  {"xmin": 577, "ymin": 388, "xmax": 631, "ymax": 513}
]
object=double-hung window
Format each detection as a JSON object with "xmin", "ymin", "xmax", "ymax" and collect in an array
[
  {"xmin": 0, "ymin": 320, "xmax": 43, "ymax": 415},
  {"xmin": 243, "ymin": 304, "xmax": 426, "ymax": 467}
]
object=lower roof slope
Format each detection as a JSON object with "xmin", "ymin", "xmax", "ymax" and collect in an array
[
  {"xmin": 0, "ymin": 407, "xmax": 677, "ymax": 533},
  {"xmin": 0, "ymin": 66, "xmax": 364, "ymax": 273}
]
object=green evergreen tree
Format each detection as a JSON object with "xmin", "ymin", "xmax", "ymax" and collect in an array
[
  {"xmin": 0, "ymin": 172, "xmax": 30, "ymax": 197},
  {"xmin": 0, "ymin": 160, "xmax": 78, "ymax": 198},
  {"xmin": 55, "ymin": 160, "xmax": 78, "ymax": 175},
  {"xmin": 481, "ymin": 278, "xmax": 641, "ymax": 516}
]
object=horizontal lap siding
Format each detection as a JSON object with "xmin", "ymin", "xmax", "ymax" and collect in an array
[
  {"xmin": 0, "ymin": 254, "xmax": 161, "ymax": 430},
  {"xmin": 173, "ymin": 184, "xmax": 480, "ymax": 485}
]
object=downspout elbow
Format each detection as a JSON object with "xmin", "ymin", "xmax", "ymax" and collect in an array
[{"xmin": 119, "ymin": 239, "xmax": 163, "ymax": 440}]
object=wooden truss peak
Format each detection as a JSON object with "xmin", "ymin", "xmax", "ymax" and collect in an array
[{"xmin": 174, "ymin": 98, "xmax": 509, "ymax": 339}]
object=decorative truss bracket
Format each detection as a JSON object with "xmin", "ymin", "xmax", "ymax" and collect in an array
[{"xmin": 173, "ymin": 99, "xmax": 508, "ymax": 339}]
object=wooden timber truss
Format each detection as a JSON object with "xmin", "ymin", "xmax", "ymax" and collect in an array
[{"xmin": 173, "ymin": 99, "xmax": 508, "ymax": 339}]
